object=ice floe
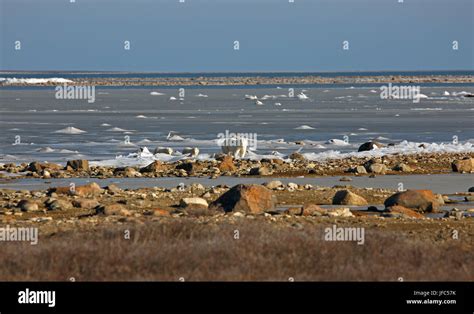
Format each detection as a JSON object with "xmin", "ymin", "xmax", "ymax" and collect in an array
[
  {"xmin": 0, "ymin": 77, "xmax": 74, "ymax": 84},
  {"xmin": 54, "ymin": 127, "xmax": 86, "ymax": 134},
  {"xmin": 294, "ymin": 125, "xmax": 315, "ymax": 130}
]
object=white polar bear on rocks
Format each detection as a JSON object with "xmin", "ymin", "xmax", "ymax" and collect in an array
[
  {"xmin": 218, "ymin": 136, "xmax": 248, "ymax": 158},
  {"xmin": 181, "ymin": 147, "xmax": 199, "ymax": 158}
]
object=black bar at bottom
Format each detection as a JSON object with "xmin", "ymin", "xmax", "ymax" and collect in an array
[{"xmin": 0, "ymin": 282, "xmax": 472, "ymax": 313}]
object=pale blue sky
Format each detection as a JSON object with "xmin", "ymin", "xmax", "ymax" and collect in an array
[{"xmin": 1, "ymin": 0, "xmax": 473, "ymax": 72}]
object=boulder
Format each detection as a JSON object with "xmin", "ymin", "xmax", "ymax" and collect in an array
[
  {"xmin": 367, "ymin": 163, "xmax": 387, "ymax": 174},
  {"xmin": 384, "ymin": 190, "xmax": 441, "ymax": 213},
  {"xmin": 17, "ymin": 200, "xmax": 40, "ymax": 212},
  {"xmin": 66, "ymin": 159, "xmax": 89, "ymax": 171},
  {"xmin": 27, "ymin": 162, "xmax": 44, "ymax": 173},
  {"xmin": 106, "ymin": 184, "xmax": 122, "ymax": 194},
  {"xmin": 153, "ymin": 208, "xmax": 171, "ymax": 217},
  {"xmin": 444, "ymin": 208, "xmax": 464, "ymax": 219},
  {"xmin": 358, "ymin": 141, "xmax": 383, "ymax": 152},
  {"xmin": 182, "ymin": 147, "xmax": 199, "ymax": 157},
  {"xmin": 325, "ymin": 207, "xmax": 354, "ymax": 217},
  {"xmin": 27, "ymin": 162, "xmax": 62, "ymax": 173},
  {"xmin": 354, "ymin": 166, "xmax": 367, "ymax": 174},
  {"xmin": 284, "ymin": 207, "xmax": 303, "ymax": 216},
  {"xmin": 113, "ymin": 167, "xmax": 141, "ymax": 177},
  {"xmin": 452, "ymin": 158, "xmax": 474, "ymax": 173},
  {"xmin": 46, "ymin": 199, "xmax": 73, "ymax": 211},
  {"xmin": 263, "ymin": 181, "xmax": 282, "ymax": 190},
  {"xmin": 75, "ymin": 183, "xmax": 103, "ymax": 196},
  {"xmin": 96, "ymin": 204, "xmax": 131, "ymax": 216},
  {"xmin": 50, "ymin": 182, "xmax": 102, "ymax": 197},
  {"xmin": 288, "ymin": 152, "xmax": 306, "ymax": 161},
  {"xmin": 124, "ymin": 167, "xmax": 141, "ymax": 177},
  {"xmin": 72, "ymin": 198, "xmax": 100, "ymax": 209},
  {"xmin": 209, "ymin": 184, "xmax": 276, "ymax": 214},
  {"xmin": 283, "ymin": 205, "xmax": 324, "ymax": 217},
  {"xmin": 176, "ymin": 162, "xmax": 203, "ymax": 174},
  {"xmin": 464, "ymin": 195, "xmax": 474, "ymax": 202},
  {"xmin": 339, "ymin": 176, "xmax": 352, "ymax": 182},
  {"xmin": 140, "ymin": 161, "xmax": 165, "ymax": 173},
  {"xmin": 287, "ymin": 182, "xmax": 299, "ymax": 191},
  {"xmin": 218, "ymin": 155, "xmax": 236, "ymax": 172},
  {"xmin": 250, "ymin": 166, "xmax": 273, "ymax": 176},
  {"xmin": 190, "ymin": 183, "xmax": 205, "ymax": 192},
  {"xmin": 393, "ymin": 163, "xmax": 413, "ymax": 172},
  {"xmin": 179, "ymin": 197, "xmax": 209, "ymax": 209},
  {"xmin": 333, "ymin": 190, "xmax": 368, "ymax": 206},
  {"xmin": 269, "ymin": 158, "xmax": 284, "ymax": 165},
  {"xmin": 384, "ymin": 205, "xmax": 424, "ymax": 219},
  {"xmin": 154, "ymin": 147, "xmax": 173, "ymax": 155},
  {"xmin": 264, "ymin": 180, "xmax": 284, "ymax": 190}
]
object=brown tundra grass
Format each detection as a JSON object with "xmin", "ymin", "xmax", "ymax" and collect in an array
[{"xmin": 0, "ymin": 219, "xmax": 472, "ymax": 281}]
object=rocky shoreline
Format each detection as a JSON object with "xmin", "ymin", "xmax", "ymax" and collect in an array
[
  {"xmin": 1, "ymin": 74, "xmax": 474, "ymax": 87},
  {"xmin": 1, "ymin": 152, "xmax": 473, "ymax": 281},
  {"xmin": 1, "ymin": 152, "xmax": 473, "ymax": 181},
  {"xmin": 2, "ymin": 172, "xmax": 473, "ymax": 227}
]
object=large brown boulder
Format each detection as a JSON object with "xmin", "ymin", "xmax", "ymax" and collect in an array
[
  {"xmin": 384, "ymin": 205, "xmax": 424, "ymax": 219},
  {"xmin": 249, "ymin": 166, "xmax": 273, "ymax": 176},
  {"xmin": 218, "ymin": 155, "xmax": 237, "ymax": 172},
  {"xmin": 209, "ymin": 184, "xmax": 276, "ymax": 214},
  {"xmin": 175, "ymin": 162, "xmax": 204, "ymax": 175},
  {"xmin": 66, "ymin": 159, "xmax": 89, "ymax": 171},
  {"xmin": 49, "ymin": 182, "xmax": 102, "ymax": 197},
  {"xmin": 96, "ymin": 204, "xmax": 131, "ymax": 216},
  {"xmin": 140, "ymin": 161, "xmax": 166, "ymax": 173},
  {"xmin": 384, "ymin": 190, "xmax": 441, "ymax": 213},
  {"xmin": 27, "ymin": 162, "xmax": 62, "ymax": 173},
  {"xmin": 333, "ymin": 190, "xmax": 368, "ymax": 206},
  {"xmin": 452, "ymin": 158, "xmax": 474, "ymax": 173},
  {"xmin": 72, "ymin": 198, "xmax": 100, "ymax": 209}
]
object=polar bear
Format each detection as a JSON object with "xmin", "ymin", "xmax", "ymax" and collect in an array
[{"xmin": 218, "ymin": 136, "xmax": 248, "ymax": 158}]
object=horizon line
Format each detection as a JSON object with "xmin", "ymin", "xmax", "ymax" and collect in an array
[{"xmin": 1, "ymin": 69, "xmax": 474, "ymax": 75}]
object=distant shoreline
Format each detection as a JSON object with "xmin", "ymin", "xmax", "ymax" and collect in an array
[{"xmin": 1, "ymin": 72, "xmax": 474, "ymax": 87}]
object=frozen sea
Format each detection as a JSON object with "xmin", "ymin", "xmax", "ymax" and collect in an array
[{"xmin": 1, "ymin": 85, "xmax": 473, "ymax": 165}]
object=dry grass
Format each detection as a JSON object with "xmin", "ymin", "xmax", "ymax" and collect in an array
[{"xmin": 0, "ymin": 219, "xmax": 472, "ymax": 281}]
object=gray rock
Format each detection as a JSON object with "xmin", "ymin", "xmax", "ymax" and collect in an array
[
  {"xmin": 368, "ymin": 163, "xmax": 387, "ymax": 174},
  {"xmin": 333, "ymin": 190, "xmax": 368, "ymax": 206},
  {"xmin": 264, "ymin": 180, "xmax": 284, "ymax": 190},
  {"xmin": 179, "ymin": 197, "xmax": 209, "ymax": 209},
  {"xmin": 355, "ymin": 166, "xmax": 367, "ymax": 174},
  {"xmin": 17, "ymin": 200, "xmax": 39, "ymax": 212},
  {"xmin": 46, "ymin": 199, "xmax": 73, "ymax": 211}
]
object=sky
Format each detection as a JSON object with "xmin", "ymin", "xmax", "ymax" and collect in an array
[{"xmin": 0, "ymin": 0, "xmax": 473, "ymax": 72}]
